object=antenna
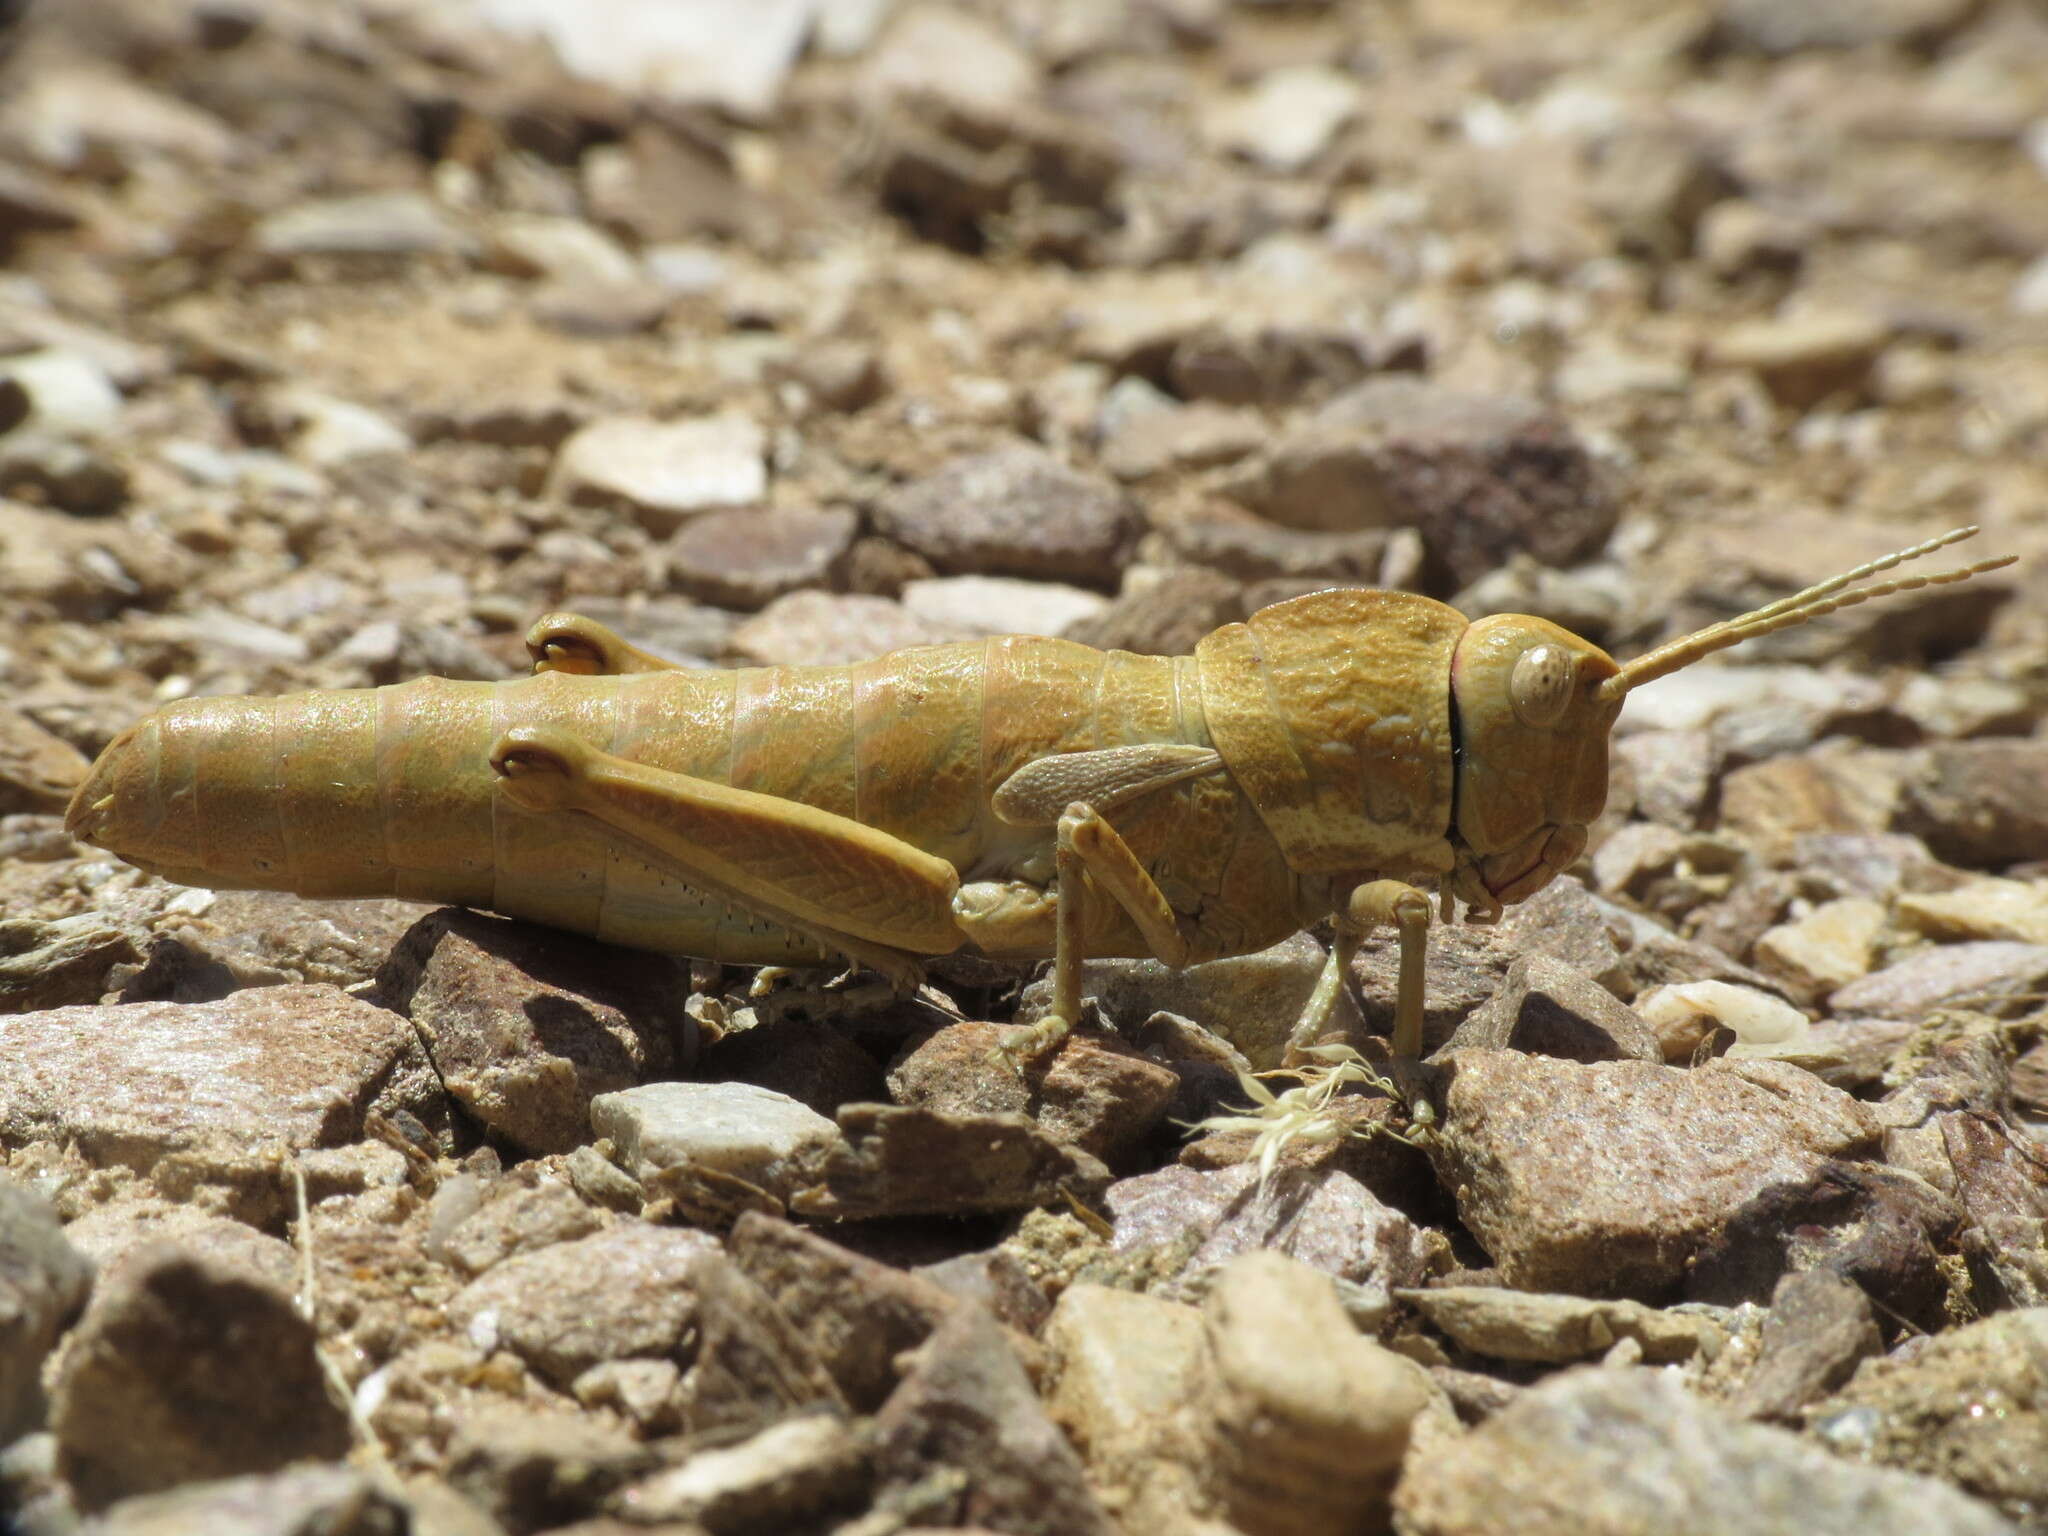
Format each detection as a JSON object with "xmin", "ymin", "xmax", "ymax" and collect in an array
[{"xmin": 1596, "ymin": 526, "xmax": 2015, "ymax": 704}]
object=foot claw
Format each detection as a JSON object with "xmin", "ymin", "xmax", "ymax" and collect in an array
[{"xmin": 991, "ymin": 1014, "xmax": 1071, "ymax": 1077}]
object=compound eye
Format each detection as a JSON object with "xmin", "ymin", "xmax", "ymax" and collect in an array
[{"xmin": 1510, "ymin": 643, "xmax": 1576, "ymax": 728}]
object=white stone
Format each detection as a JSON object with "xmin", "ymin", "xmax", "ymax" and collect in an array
[
  {"xmin": 255, "ymin": 192, "xmax": 473, "ymax": 258},
  {"xmin": 2011, "ymin": 253, "xmax": 2048, "ymax": 317},
  {"xmin": 1204, "ymin": 66, "xmax": 1363, "ymax": 171},
  {"xmin": 490, "ymin": 215, "xmax": 640, "ymax": 287},
  {"xmin": 463, "ymin": 0, "xmax": 815, "ymax": 119},
  {"xmin": 1635, "ymin": 981, "xmax": 1816, "ymax": 1061},
  {"xmin": 0, "ymin": 350, "xmax": 121, "ymax": 438},
  {"xmin": 900, "ymin": 576, "xmax": 1108, "ymax": 638},
  {"xmin": 589, "ymin": 1081, "xmax": 838, "ymax": 1194},
  {"xmin": 863, "ymin": 4, "xmax": 1037, "ymax": 113},
  {"xmin": 548, "ymin": 413, "xmax": 767, "ymax": 530},
  {"xmin": 272, "ymin": 387, "xmax": 412, "ymax": 466}
]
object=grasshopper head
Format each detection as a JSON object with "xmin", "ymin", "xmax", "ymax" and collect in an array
[
  {"xmin": 1445, "ymin": 526, "xmax": 2014, "ymax": 917},
  {"xmin": 1448, "ymin": 614, "xmax": 1620, "ymax": 912}
]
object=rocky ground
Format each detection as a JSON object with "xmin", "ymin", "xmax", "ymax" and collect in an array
[{"xmin": 3, "ymin": 0, "xmax": 2048, "ymax": 1531}]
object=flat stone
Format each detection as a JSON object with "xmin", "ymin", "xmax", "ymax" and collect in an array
[
  {"xmin": 1396, "ymin": 1366, "xmax": 2013, "ymax": 1536},
  {"xmin": 547, "ymin": 413, "xmax": 767, "ymax": 534},
  {"xmin": 1898, "ymin": 879, "xmax": 2048, "ymax": 946},
  {"xmin": 1399, "ymin": 1285, "xmax": 1722, "ymax": 1365},
  {"xmin": 1828, "ymin": 942, "xmax": 2048, "ymax": 1022},
  {"xmin": 268, "ymin": 386, "xmax": 412, "ymax": 467},
  {"xmin": 726, "ymin": 590, "xmax": 966, "ymax": 667},
  {"xmin": 898, "ymin": 575, "xmax": 1109, "ymax": 638},
  {"xmin": 886, "ymin": 1021, "xmax": 1179, "ymax": 1163},
  {"xmin": 1099, "ymin": 400, "xmax": 1263, "ymax": 482},
  {"xmin": 0, "ymin": 985, "xmax": 442, "ymax": 1176},
  {"xmin": 1438, "ymin": 954, "xmax": 1661, "ymax": 1064},
  {"xmin": 255, "ymin": 191, "xmax": 475, "ymax": 259},
  {"xmin": 727, "ymin": 1212, "xmax": 956, "ymax": 1411},
  {"xmin": 0, "ymin": 911, "xmax": 143, "ymax": 1014},
  {"xmin": 621, "ymin": 1413, "xmax": 868, "ymax": 1527},
  {"xmin": 589, "ymin": 1081, "xmax": 838, "ymax": 1199},
  {"xmin": 873, "ymin": 1302, "xmax": 1111, "ymax": 1536},
  {"xmin": 0, "ymin": 349, "xmax": 121, "ymax": 438},
  {"xmin": 0, "ymin": 1180, "xmax": 90, "ymax": 1445},
  {"xmin": 1613, "ymin": 729, "xmax": 1721, "ymax": 830},
  {"xmin": 1105, "ymin": 1162, "xmax": 1428, "ymax": 1323},
  {"xmin": 88, "ymin": 1466, "xmax": 409, "ymax": 1536},
  {"xmin": 874, "ymin": 443, "xmax": 1142, "ymax": 589},
  {"xmin": 666, "ymin": 504, "xmax": 857, "ymax": 609},
  {"xmin": 446, "ymin": 1222, "xmax": 720, "ymax": 1388},
  {"xmin": 133, "ymin": 890, "xmax": 430, "ymax": 998},
  {"xmin": 488, "ymin": 214, "xmax": 640, "ymax": 287},
  {"xmin": 1203, "ymin": 65, "xmax": 1362, "ymax": 171},
  {"xmin": 435, "ymin": 1179, "xmax": 605, "ymax": 1278},
  {"xmin": 375, "ymin": 909, "xmax": 691, "ymax": 1155},
  {"xmin": 790, "ymin": 1103, "xmax": 1110, "ymax": 1220},
  {"xmin": 51, "ymin": 1242, "xmax": 350, "ymax": 1510},
  {"xmin": 1707, "ymin": 312, "xmax": 1891, "ymax": 410},
  {"xmin": 1428, "ymin": 1052, "xmax": 1881, "ymax": 1298},
  {"xmin": 1808, "ymin": 1308, "xmax": 2048, "ymax": 1522},
  {"xmin": 1753, "ymin": 898, "xmax": 1886, "ymax": 1002},
  {"xmin": 1714, "ymin": 0, "xmax": 1983, "ymax": 53}
]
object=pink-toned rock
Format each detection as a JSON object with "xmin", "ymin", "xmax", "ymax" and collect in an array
[
  {"xmin": 1429, "ymin": 1052, "xmax": 1882, "ymax": 1298},
  {"xmin": 0, "ymin": 985, "xmax": 442, "ymax": 1175},
  {"xmin": 666, "ymin": 504, "xmax": 858, "ymax": 610}
]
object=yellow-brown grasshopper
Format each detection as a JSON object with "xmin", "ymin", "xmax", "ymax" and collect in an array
[{"xmin": 66, "ymin": 527, "xmax": 2010, "ymax": 1115}]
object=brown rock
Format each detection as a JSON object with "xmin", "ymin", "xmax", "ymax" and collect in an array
[
  {"xmin": 1438, "ymin": 954, "xmax": 1662, "ymax": 1064},
  {"xmin": 874, "ymin": 1302, "xmax": 1111, "ymax": 1536},
  {"xmin": 1707, "ymin": 313, "xmax": 1890, "ymax": 410},
  {"xmin": 446, "ymin": 1222, "xmax": 720, "ymax": 1388},
  {"xmin": 446, "ymin": 1405, "xmax": 653, "ymax": 1536},
  {"xmin": 1223, "ymin": 378, "xmax": 1615, "ymax": 589},
  {"xmin": 789, "ymin": 1103, "xmax": 1110, "ymax": 1220},
  {"xmin": 697, "ymin": 1013, "xmax": 887, "ymax": 1118},
  {"xmin": 675, "ymin": 1251, "xmax": 847, "ymax": 1437},
  {"xmin": 435, "ymin": 1179, "xmax": 605, "ymax": 1278},
  {"xmin": 1730, "ymin": 1269, "xmax": 1882, "ymax": 1422},
  {"xmin": 728, "ymin": 1212, "xmax": 956, "ymax": 1411},
  {"xmin": 873, "ymin": 443, "xmax": 1143, "ymax": 589},
  {"xmin": 0, "ymin": 912, "xmax": 143, "ymax": 1014},
  {"xmin": 1429, "ymin": 1052, "xmax": 1881, "ymax": 1298},
  {"xmin": 666, "ymin": 505, "xmax": 858, "ymax": 610},
  {"xmin": 0, "ymin": 985, "xmax": 442, "ymax": 1180},
  {"xmin": 886, "ymin": 1021, "xmax": 1179, "ymax": 1163},
  {"xmin": 86, "ymin": 1466, "xmax": 410, "ymax": 1536},
  {"xmin": 1900, "ymin": 741, "xmax": 2048, "ymax": 869},
  {"xmin": 1058, "ymin": 567, "xmax": 1245, "ymax": 657},
  {"xmin": 375, "ymin": 909, "xmax": 692, "ymax": 1154},
  {"xmin": 1397, "ymin": 1366, "xmax": 2012, "ymax": 1536},
  {"xmin": 0, "ymin": 1180, "xmax": 91, "ymax": 1445},
  {"xmin": 0, "ymin": 703, "xmax": 89, "ymax": 815},
  {"xmin": 1827, "ymin": 942, "xmax": 2048, "ymax": 1022},
  {"xmin": 51, "ymin": 1242, "xmax": 350, "ymax": 1510}
]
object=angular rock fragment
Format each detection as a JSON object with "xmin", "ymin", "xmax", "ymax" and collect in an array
[
  {"xmin": 445, "ymin": 1404, "xmax": 652, "ymax": 1536},
  {"xmin": 434, "ymin": 1179, "xmax": 604, "ymax": 1278},
  {"xmin": 0, "ymin": 911, "xmax": 142, "ymax": 1013},
  {"xmin": 591, "ymin": 1081, "xmax": 837, "ymax": 1201},
  {"xmin": 1438, "ymin": 954, "xmax": 1661, "ymax": 1063},
  {"xmin": 0, "ymin": 704, "xmax": 90, "ymax": 816},
  {"xmin": 1900, "ymin": 741, "xmax": 2048, "ymax": 868},
  {"xmin": 546, "ymin": 413, "xmax": 767, "ymax": 534},
  {"xmin": 446, "ymin": 1223, "xmax": 719, "ymax": 1388},
  {"xmin": 88, "ymin": 1465, "xmax": 409, "ymax": 1536},
  {"xmin": 1730, "ymin": 1269, "xmax": 1881, "ymax": 1422},
  {"xmin": 1828, "ymin": 941, "xmax": 2048, "ymax": 1023},
  {"xmin": 887, "ymin": 1021, "xmax": 1178, "ymax": 1162},
  {"xmin": 1399, "ymin": 1285, "xmax": 1723, "ymax": 1365},
  {"xmin": 1397, "ymin": 1367, "xmax": 2012, "ymax": 1536},
  {"xmin": 726, "ymin": 590, "xmax": 964, "ymax": 667},
  {"xmin": 617, "ymin": 1411, "xmax": 870, "ymax": 1531},
  {"xmin": 727, "ymin": 1212, "xmax": 956, "ymax": 1411},
  {"xmin": 1105, "ymin": 1162, "xmax": 1427, "ymax": 1322},
  {"xmin": 1428, "ymin": 1052, "xmax": 1882, "ymax": 1298},
  {"xmin": 666, "ymin": 504, "xmax": 857, "ymax": 610},
  {"xmin": 1223, "ymin": 378, "xmax": 1615, "ymax": 588},
  {"xmin": 0, "ymin": 985, "xmax": 442, "ymax": 1190},
  {"xmin": 376, "ymin": 909, "xmax": 691, "ymax": 1154},
  {"xmin": 1042, "ymin": 1282, "xmax": 1205, "ymax": 1488},
  {"xmin": 789, "ymin": 1103, "xmax": 1109, "ymax": 1220},
  {"xmin": 1808, "ymin": 1307, "xmax": 2048, "ymax": 1521},
  {"xmin": 674, "ymin": 1252, "xmax": 846, "ymax": 1437},
  {"xmin": 873, "ymin": 1302, "xmax": 1110, "ymax": 1536},
  {"xmin": 51, "ymin": 1242, "xmax": 350, "ymax": 1509}
]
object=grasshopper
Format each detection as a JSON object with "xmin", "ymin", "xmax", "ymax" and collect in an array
[{"xmin": 66, "ymin": 528, "xmax": 2010, "ymax": 1118}]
